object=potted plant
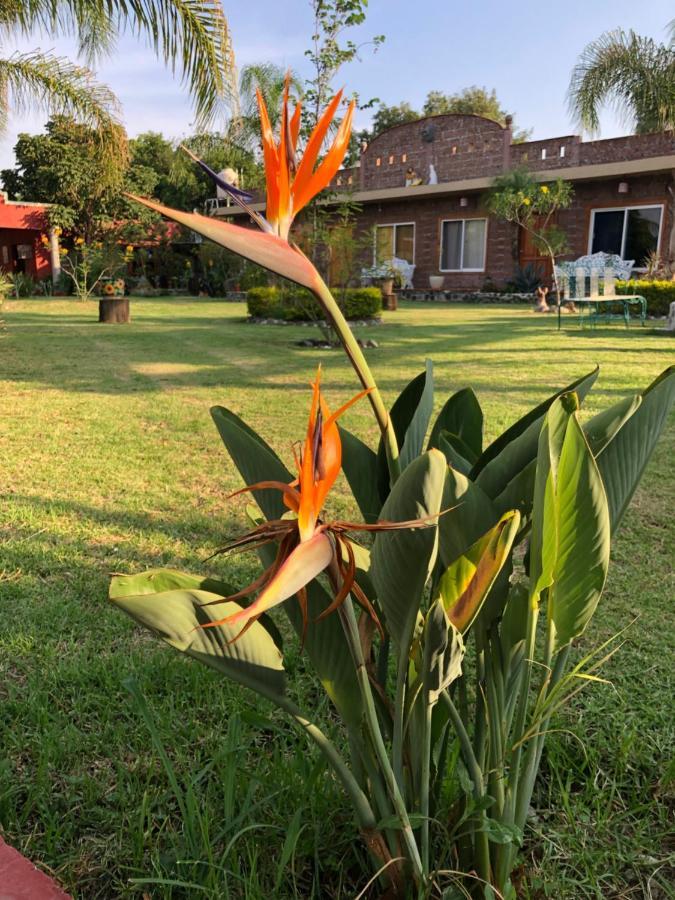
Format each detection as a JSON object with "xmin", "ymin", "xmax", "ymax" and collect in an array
[{"xmin": 429, "ymin": 274, "xmax": 445, "ymax": 291}]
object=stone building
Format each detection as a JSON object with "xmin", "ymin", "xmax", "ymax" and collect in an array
[{"xmin": 217, "ymin": 113, "xmax": 675, "ymax": 291}]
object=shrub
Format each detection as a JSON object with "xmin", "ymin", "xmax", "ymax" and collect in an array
[
  {"xmin": 247, "ymin": 286, "xmax": 382, "ymax": 321},
  {"xmin": 615, "ymin": 279, "xmax": 675, "ymax": 316}
]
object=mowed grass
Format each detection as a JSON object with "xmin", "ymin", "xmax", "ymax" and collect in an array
[{"xmin": 0, "ymin": 297, "xmax": 673, "ymax": 899}]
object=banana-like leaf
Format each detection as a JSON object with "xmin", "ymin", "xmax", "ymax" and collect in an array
[
  {"xmin": 211, "ymin": 405, "xmax": 293, "ymax": 521},
  {"xmin": 370, "ymin": 450, "xmax": 446, "ymax": 657},
  {"xmin": 110, "ymin": 567, "xmax": 284, "ymax": 649},
  {"xmin": 529, "ymin": 393, "xmax": 578, "ymax": 596},
  {"xmin": 437, "ymin": 466, "xmax": 499, "ymax": 571},
  {"xmin": 423, "ymin": 600, "xmax": 464, "ymax": 705},
  {"xmin": 436, "ymin": 431, "xmax": 474, "ymax": 475},
  {"xmin": 428, "ymin": 387, "xmax": 483, "ymax": 461},
  {"xmin": 470, "ymin": 367, "xmax": 599, "ymax": 499},
  {"xmin": 338, "ymin": 425, "xmax": 382, "ymax": 524},
  {"xmin": 583, "ymin": 395, "xmax": 641, "ymax": 457},
  {"xmin": 435, "ymin": 510, "xmax": 521, "ymax": 634},
  {"xmin": 110, "ymin": 587, "xmax": 286, "ymax": 698},
  {"xmin": 595, "ymin": 366, "xmax": 675, "ymax": 532},
  {"xmin": 376, "ymin": 360, "xmax": 434, "ymax": 498},
  {"xmin": 530, "ymin": 399, "xmax": 611, "ymax": 649}
]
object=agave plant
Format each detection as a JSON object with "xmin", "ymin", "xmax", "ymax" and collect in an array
[{"xmin": 111, "ymin": 76, "xmax": 675, "ymax": 898}]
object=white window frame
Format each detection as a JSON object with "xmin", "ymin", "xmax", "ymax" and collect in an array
[
  {"xmin": 587, "ymin": 204, "xmax": 664, "ymax": 270},
  {"xmin": 439, "ymin": 217, "xmax": 488, "ymax": 273},
  {"xmin": 374, "ymin": 222, "xmax": 416, "ymax": 265}
]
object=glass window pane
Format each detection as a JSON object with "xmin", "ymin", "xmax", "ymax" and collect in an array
[
  {"xmin": 441, "ymin": 221, "xmax": 462, "ymax": 269},
  {"xmin": 376, "ymin": 226, "xmax": 394, "ymax": 263},
  {"xmin": 395, "ymin": 224, "xmax": 414, "ymax": 263},
  {"xmin": 625, "ymin": 207, "xmax": 661, "ymax": 267},
  {"xmin": 462, "ymin": 220, "xmax": 486, "ymax": 269},
  {"xmin": 591, "ymin": 210, "xmax": 624, "ymax": 255}
]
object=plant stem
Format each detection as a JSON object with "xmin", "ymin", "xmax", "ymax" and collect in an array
[
  {"xmin": 392, "ymin": 654, "xmax": 408, "ymax": 794},
  {"xmin": 420, "ymin": 697, "xmax": 433, "ymax": 875},
  {"xmin": 441, "ymin": 691, "xmax": 491, "ymax": 886},
  {"xmin": 338, "ymin": 599, "xmax": 425, "ymax": 886},
  {"xmin": 313, "ymin": 275, "xmax": 401, "ymax": 484}
]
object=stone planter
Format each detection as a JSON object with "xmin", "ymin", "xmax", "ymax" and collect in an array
[
  {"xmin": 99, "ymin": 297, "xmax": 130, "ymax": 323},
  {"xmin": 429, "ymin": 275, "xmax": 445, "ymax": 291}
]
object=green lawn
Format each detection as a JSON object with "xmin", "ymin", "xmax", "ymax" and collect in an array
[{"xmin": 1, "ymin": 297, "xmax": 673, "ymax": 899}]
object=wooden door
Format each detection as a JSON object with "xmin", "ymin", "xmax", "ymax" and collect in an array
[{"xmin": 518, "ymin": 218, "xmax": 553, "ymax": 282}]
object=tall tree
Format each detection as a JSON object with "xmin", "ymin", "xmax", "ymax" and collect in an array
[
  {"xmin": 422, "ymin": 86, "xmax": 530, "ymax": 140},
  {"xmin": 0, "ymin": 0, "xmax": 238, "ymax": 155},
  {"xmin": 568, "ymin": 23, "xmax": 675, "ymax": 134}
]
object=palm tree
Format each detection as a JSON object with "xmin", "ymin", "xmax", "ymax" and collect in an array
[
  {"xmin": 568, "ymin": 22, "xmax": 675, "ymax": 134},
  {"xmin": 235, "ymin": 62, "xmax": 301, "ymax": 151},
  {"xmin": 0, "ymin": 1, "xmax": 239, "ymax": 156}
]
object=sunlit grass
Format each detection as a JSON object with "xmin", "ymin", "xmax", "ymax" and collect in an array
[{"xmin": 1, "ymin": 297, "xmax": 672, "ymax": 898}]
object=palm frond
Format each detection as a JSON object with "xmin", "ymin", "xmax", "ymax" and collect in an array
[
  {"xmin": 0, "ymin": 50, "xmax": 127, "ymax": 172},
  {"xmin": 567, "ymin": 27, "xmax": 675, "ymax": 135},
  {"xmin": 1, "ymin": 0, "xmax": 239, "ymax": 125}
]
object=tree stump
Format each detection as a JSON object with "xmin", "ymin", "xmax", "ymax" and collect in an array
[{"xmin": 98, "ymin": 298, "xmax": 130, "ymax": 324}]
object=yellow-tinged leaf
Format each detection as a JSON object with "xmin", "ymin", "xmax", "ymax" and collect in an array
[{"xmin": 436, "ymin": 510, "xmax": 520, "ymax": 633}]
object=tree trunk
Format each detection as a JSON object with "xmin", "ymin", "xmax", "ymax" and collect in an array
[{"xmin": 98, "ymin": 298, "xmax": 130, "ymax": 323}]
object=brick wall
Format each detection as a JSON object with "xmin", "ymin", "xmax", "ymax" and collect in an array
[
  {"xmin": 350, "ymin": 173, "xmax": 673, "ymax": 290},
  {"xmin": 359, "ymin": 115, "xmax": 509, "ymax": 190},
  {"xmin": 353, "ymin": 195, "xmax": 516, "ymax": 291},
  {"xmin": 580, "ymin": 132, "xmax": 675, "ymax": 165}
]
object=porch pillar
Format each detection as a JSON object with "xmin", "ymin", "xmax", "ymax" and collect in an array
[{"xmin": 49, "ymin": 227, "xmax": 61, "ymax": 281}]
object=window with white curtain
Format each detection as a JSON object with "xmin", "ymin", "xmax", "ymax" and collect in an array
[
  {"xmin": 440, "ymin": 219, "xmax": 487, "ymax": 271},
  {"xmin": 589, "ymin": 206, "xmax": 663, "ymax": 268}
]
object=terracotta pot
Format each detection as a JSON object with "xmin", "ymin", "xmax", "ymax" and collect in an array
[
  {"xmin": 380, "ymin": 278, "xmax": 394, "ymax": 296},
  {"xmin": 429, "ymin": 275, "xmax": 445, "ymax": 291}
]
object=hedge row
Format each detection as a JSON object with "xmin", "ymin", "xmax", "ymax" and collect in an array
[
  {"xmin": 247, "ymin": 286, "xmax": 382, "ymax": 321},
  {"xmin": 615, "ymin": 280, "xmax": 675, "ymax": 316}
]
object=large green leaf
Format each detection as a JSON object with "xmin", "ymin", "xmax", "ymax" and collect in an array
[
  {"xmin": 370, "ymin": 450, "xmax": 446, "ymax": 656},
  {"xmin": 437, "ymin": 467, "xmax": 499, "ymax": 571},
  {"xmin": 376, "ymin": 360, "xmax": 434, "ymax": 498},
  {"xmin": 470, "ymin": 368, "xmax": 599, "ymax": 503},
  {"xmin": 423, "ymin": 600, "xmax": 464, "ymax": 705},
  {"xmin": 583, "ymin": 395, "xmax": 641, "ymax": 457},
  {"xmin": 338, "ymin": 425, "xmax": 382, "ymax": 524},
  {"xmin": 428, "ymin": 387, "xmax": 483, "ymax": 461},
  {"xmin": 210, "ymin": 405, "xmax": 293, "ymax": 521},
  {"xmin": 109, "ymin": 567, "xmax": 284, "ymax": 649},
  {"xmin": 110, "ymin": 587, "xmax": 286, "ymax": 698},
  {"xmin": 530, "ymin": 402, "xmax": 611, "ymax": 650},
  {"xmin": 436, "ymin": 431, "xmax": 474, "ymax": 475},
  {"xmin": 595, "ymin": 366, "xmax": 675, "ymax": 532},
  {"xmin": 435, "ymin": 510, "xmax": 520, "ymax": 634}
]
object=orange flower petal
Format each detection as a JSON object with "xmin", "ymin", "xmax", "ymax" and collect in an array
[
  {"xmin": 125, "ymin": 194, "xmax": 320, "ymax": 290},
  {"xmin": 293, "ymin": 90, "xmax": 343, "ymax": 197},
  {"xmin": 292, "ymin": 101, "xmax": 355, "ymax": 214},
  {"xmin": 256, "ymin": 87, "xmax": 280, "ymax": 227}
]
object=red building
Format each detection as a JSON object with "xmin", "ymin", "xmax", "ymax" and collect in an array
[
  {"xmin": 0, "ymin": 192, "xmax": 55, "ymax": 279},
  {"xmin": 216, "ymin": 114, "xmax": 675, "ymax": 290}
]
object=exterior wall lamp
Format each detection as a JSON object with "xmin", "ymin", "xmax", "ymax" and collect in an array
[{"xmin": 618, "ymin": 181, "xmax": 629, "ymax": 194}]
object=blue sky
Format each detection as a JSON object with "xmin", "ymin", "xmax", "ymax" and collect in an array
[{"xmin": 1, "ymin": 0, "xmax": 673, "ymax": 169}]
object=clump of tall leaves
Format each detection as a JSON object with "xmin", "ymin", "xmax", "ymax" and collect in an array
[
  {"xmin": 111, "ymin": 359, "xmax": 673, "ymax": 898},
  {"xmin": 112, "ymin": 68, "xmax": 675, "ymax": 899}
]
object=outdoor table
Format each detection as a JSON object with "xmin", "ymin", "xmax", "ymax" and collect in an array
[{"xmin": 557, "ymin": 294, "xmax": 647, "ymax": 330}]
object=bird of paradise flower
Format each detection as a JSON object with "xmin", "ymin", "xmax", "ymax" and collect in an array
[{"xmin": 200, "ymin": 368, "xmax": 436, "ymax": 642}]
